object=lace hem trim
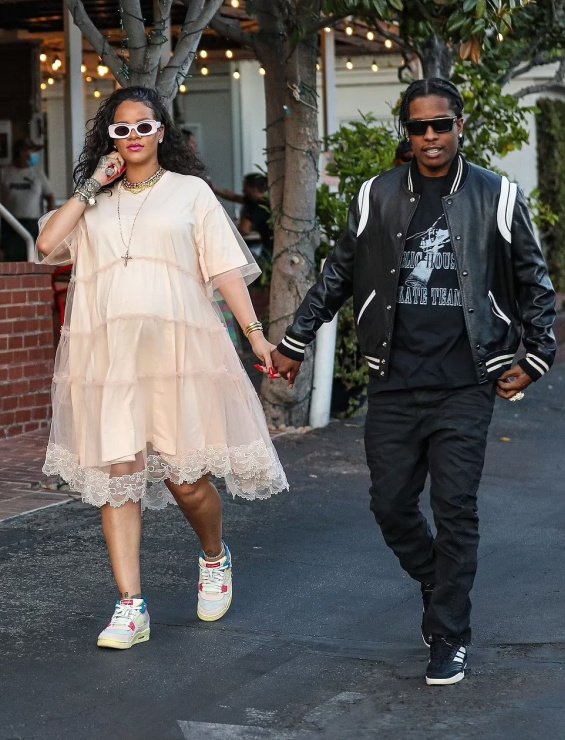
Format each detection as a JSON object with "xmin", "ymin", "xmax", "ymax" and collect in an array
[{"xmin": 43, "ymin": 441, "xmax": 288, "ymax": 510}]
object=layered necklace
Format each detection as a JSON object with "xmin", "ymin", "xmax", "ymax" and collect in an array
[
  {"xmin": 121, "ymin": 166, "xmax": 165, "ymax": 194},
  {"xmin": 117, "ymin": 167, "xmax": 166, "ymax": 267}
]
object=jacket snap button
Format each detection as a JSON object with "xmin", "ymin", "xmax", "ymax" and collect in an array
[
  {"xmin": 462, "ymin": 270, "xmax": 468, "ymax": 276},
  {"xmin": 386, "ymin": 305, "xmax": 392, "ymax": 310},
  {"xmin": 382, "ymin": 360, "xmax": 386, "ymax": 365},
  {"xmin": 456, "ymin": 235, "xmax": 461, "ymax": 240},
  {"xmin": 396, "ymin": 232, "xmax": 402, "ymax": 238},
  {"xmin": 476, "ymin": 344, "xmax": 481, "ymax": 349},
  {"xmin": 447, "ymin": 199, "xmax": 453, "ymax": 205},
  {"xmin": 380, "ymin": 371, "xmax": 385, "ymax": 376},
  {"xmin": 390, "ymin": 268, "xmax": 395, "ymax": 274},
  {"xmin": 468, "ymin": 308, "xmax": 474, "ymax": 313},
  {"xmin": 382, "ymin": 341, "xmax": 387, "ymax": 347},
  {"xmin": 410, "ymin": 197, "xmax": 415, "ymax": 202}
]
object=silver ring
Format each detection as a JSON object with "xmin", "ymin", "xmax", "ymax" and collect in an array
[
  {"xmin": 509, "ymin": 391, "xmax": 525, "ymax": 402},
  {"xmin": 105, "ymin": 165, "xmax": 115, "ymax": 176}
]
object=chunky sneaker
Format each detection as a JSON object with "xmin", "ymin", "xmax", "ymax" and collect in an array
[
  {"xmin": 426, "ymin": 636, "xmax": 467, "ymax": 685},
  {"xmin": 97, "ymin": 597, "xmax": 150, "ymax": 650},
  {"xmin": 421, "ymin": 583, "xmax": 434, "ymax": 647},
  {"xmin": 197, "ymin": 543, "xmax": 232, "ymax": 622}
]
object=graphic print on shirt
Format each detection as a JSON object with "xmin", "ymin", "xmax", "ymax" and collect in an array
[{"xmin": 397, "ymin": 213, "xmax": 461, "ymax": 308}]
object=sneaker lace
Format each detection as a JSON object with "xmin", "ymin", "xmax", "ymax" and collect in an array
[
  {"xmin": 200, "ymin": 563, "xmax": 227, "ymax": 594},
  {"xmin": 109, "ymin": 603, "xmax": 138, "ymax": 627}
]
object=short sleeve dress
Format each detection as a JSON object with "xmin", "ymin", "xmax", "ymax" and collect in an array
[{"xmin": 38, "ymin": 171, "xmax": 288, "ymax": 508}]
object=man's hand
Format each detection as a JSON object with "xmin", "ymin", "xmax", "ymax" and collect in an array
[
  {"xmin": 271, "ymin": 349, "xmax": 302, "ymax": 388},
  {"xmin": 496, "ymin": 364, "xmax": 533, "ymax": 400}
]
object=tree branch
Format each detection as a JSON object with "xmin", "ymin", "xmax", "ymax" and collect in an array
[
  {"xmin": 209, "ymin": 13, "xmax": 252, "ymax": 48},
  {"xmin": 121, "ymin": 0, "xmax": 147, "ymax": 80},
  {"xmin": 514, "ymin": 54, "xmax": 565, "ymax": 99},
  {"xmin": 64, "ymin": 0, "xmax": 127, "ymax": 85}
]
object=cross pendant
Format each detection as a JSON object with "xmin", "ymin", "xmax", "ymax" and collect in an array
[{"xmin": 121, "ymin": 252, "xmax": 132, "ymax": 267}]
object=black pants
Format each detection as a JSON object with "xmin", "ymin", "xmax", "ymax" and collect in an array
[
  {"xmin": 364, "ymin": 383, "xmax": 496, "ymax": 644},
  {"xmin": 1, "ymin": 219, "xmax": 38, "ymax": 261}
]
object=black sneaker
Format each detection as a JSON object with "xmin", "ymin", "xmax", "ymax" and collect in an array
[
  {"xmin": 421, "ymin": 583, "xmax": 434, "ymax": 647},
  {"xmin": 425, "ymin": 637, "xmax": 467, "ymax": 685}
]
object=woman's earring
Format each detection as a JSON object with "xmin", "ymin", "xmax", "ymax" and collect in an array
[{"xmin": 158, "ymin": 139, "xmax": 163, "ymax": 144}]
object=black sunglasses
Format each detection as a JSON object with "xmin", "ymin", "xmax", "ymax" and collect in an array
[{"xmin": 404, "ymin": 117, "xmax": 458, "ymax": 136}]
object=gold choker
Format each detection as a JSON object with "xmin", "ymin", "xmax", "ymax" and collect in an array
[{"xmin": 122, "ymin": 167, "xmax": 166, "ymax": 194}]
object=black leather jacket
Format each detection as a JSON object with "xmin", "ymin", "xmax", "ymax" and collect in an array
[{"xmin": 277, "ymin": 158, "xmax": 556, "ymax": 383}]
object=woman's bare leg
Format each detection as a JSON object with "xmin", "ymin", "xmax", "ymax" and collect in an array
[
  {"xmin": 165, "ymin": 475, "xmax": 223, "ymax": 557},
  {"xmin": 101, "ymin": 454, "xmax": 145, "ymax": 596}
]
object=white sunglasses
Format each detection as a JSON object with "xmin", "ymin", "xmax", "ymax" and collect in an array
[{"xmin": 108, "ymin": 119, "xmax": 162, "ymax": 139}]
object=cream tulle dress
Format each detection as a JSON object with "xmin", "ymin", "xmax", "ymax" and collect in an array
[{"xmin": 38, "ymin": 171, "xmax": 288, "ymax": 509}]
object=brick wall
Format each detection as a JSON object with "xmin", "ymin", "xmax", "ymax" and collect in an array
[{"xmin": 0, "ymin": 262, "xmax": 54, "ymax": 438}]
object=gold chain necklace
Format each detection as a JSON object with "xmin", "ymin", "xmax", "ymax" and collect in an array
[
  {"xmin": 117, "ymin": 175, "xmax": 162, "ymax": 267},
  {"xmin": 122, "ymin": 166, "xmax": 165, "ymax": 194}
]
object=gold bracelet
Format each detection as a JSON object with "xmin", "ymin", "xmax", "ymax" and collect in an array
[
  {"xmin": 244, "ymin": 321, "xmax": 263, "ymax": 338},
  {"xmin": 246, "ymin": 326, "xmax": 264, "ymax": 339}
]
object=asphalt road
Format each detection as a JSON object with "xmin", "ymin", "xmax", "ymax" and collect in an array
[{"xmin": 1, "ymin": 368, "xmax": 564, "ymax": 740}]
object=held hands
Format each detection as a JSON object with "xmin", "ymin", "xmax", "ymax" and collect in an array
[
  {"xmin": 496, "ymin": 365, "xmax": 532, "ymax": 400},
  {"xmin": 248, "ymin": 332, "xmax": 280, "ymax": 378},
  {"xmin": 92, "ymin": 152, "xmax": 126, "ymax": 188},
  {"xmin": 271, "ymin": 348, "xmax": 302, "ymax": 389}
]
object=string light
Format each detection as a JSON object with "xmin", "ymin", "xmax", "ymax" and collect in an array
[
  {"xmin": 51, "ymin": 56, "xmax": 62, "ymax": 71},
  {"xmin": 40, "ymin": 82, "xmax": 47, "ymax": 90},
  {"xmin": 366, "ymin": 30, "xmax": 375, "ymax": 41},
  {"xmin": 259, "ymin": 66, "xmax": 266, "ymax": 76},
  {"xmin": 39, "ymin": 52, "xmax": 47, "ymax": 62},
  {"xmin": 225, "ymin": 49, "xmax": 233, "ymax": 59},
  {"xmin": 233, "ymin": 68, "xmax": 240, "ymax": 80},
  {"xmin": 179, "ymin": 83, "xmax": 188, "ymax": 93},
  {"xmin": 47, "ymin": 77, "xmax": 55, "ymax": 85},
  {"xmin": 371, "ymin": 60, "xmax": 379, "ymax": 72},
  {"xmin": 81, "ymin": 63, "xmax": 87, "ymax": 73},
  {"xmin": 93, "ymin": 88, "xmax": 101, "ymax": 99},
  {"xmin": 201, "ymin": 65, "xmax": 209, "ymax": 76},
  {"xmin": 384, "ymin": 39, "xmax": 393, "ymax": 49},
  {"xmin": 85, "ymin": 75, "xmax": 93, "ymax": 82},
  {"xmin": 345, "ymin": 58, "xmax": 354, "ymax": 70},
  {"xmin": 497, "ymin": 32, "xmax": 504, "ymax": 41},
  {"xmin": 316, "ymin": 62, "xmax": 320, "ymax": 71},
  {"xmin": 230, "ymin": 0, "xmax": 239, "ymax": 6},
  {"xmin": 97, "ymin": 63, "xmax": 109, "ymax": 76},
  {"xmin": 199, "ymin": 49, "xmax": 208, "ymax": 59},
  {"xmin": 345, "ymin": 25, "xmax": 353, "ymax": 36},
  {"xmin": 324, "ymin": 27, "xmax": 331, "ymax": 33}
]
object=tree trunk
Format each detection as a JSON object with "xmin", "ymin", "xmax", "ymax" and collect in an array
[
  {"xmin": 258, "ymin": 29, "xmax": 320, "ymax": 428},
  {"xmin": 421, "ymin": 34, "xmax": 453, "ymax": 79}
]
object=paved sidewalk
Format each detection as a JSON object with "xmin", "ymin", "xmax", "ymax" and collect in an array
[{"xmin": 0, "ymin": 428, "xmax": 75, "ymax": 522}]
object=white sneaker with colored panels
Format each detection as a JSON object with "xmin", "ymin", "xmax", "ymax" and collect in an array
[
  {"xmin": 197, "ymin": 543, "xmax": 233, "ymax": 622},
  {"xmin": 97, "ymin": 597, "xmax": 150, "ymax": 649}
]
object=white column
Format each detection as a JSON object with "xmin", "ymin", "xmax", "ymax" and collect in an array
[
  {"xmin": 64, "ymin": 8, "xmax": 85, "ymax": 195},
  {"xmin": 309, "ymin": 31, "xmax": 338, "ymax": 429}
]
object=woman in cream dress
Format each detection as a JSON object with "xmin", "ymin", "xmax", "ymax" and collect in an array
[{"xmin": 37, "ymin": 86, "xmax": 287, "ymax": 650}]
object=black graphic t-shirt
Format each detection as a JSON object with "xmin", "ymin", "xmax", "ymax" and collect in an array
[{"xmin": 376, "ymin": 167, "xmax": 476, "ymax": 391}]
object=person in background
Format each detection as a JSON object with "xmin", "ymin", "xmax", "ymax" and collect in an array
[
  {"xmin": 394, "ymin": 138, "xmax": 413, "ymax": 166},
  {"xmin": 0, "ymin": 138, "xmax": 55, "ymax": 261}
]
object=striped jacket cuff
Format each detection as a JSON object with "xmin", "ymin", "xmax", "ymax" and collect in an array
[
  {"xmin": 518, "ymin": 353, "xmax": 550, "ymax": 381},
  {"xmin": 276, "ymin": 333, "xmax": 308, "ymax": 361}
]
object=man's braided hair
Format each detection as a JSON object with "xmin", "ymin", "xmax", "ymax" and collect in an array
[{"xmin": 399, "ymin": 78, "xmax": 464, "ymax": 125}]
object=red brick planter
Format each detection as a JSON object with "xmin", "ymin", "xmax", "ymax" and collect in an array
[{"xmin": 0, "ymin": 262, "xmax": 55, "ymax": 438}]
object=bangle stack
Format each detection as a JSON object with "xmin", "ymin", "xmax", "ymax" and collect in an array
[
  {"xmin": 73, "ymin": 177, "xmax": 101, "ymax": 206},
  {"xmin": 245, "ymin": 321, "xmax": 263, "ymax": 339}
]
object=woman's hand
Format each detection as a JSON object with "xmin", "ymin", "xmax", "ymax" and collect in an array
[
  {"xmin": 248, "ymin": 332, "xmax": 277, "ymax": 374},
  {"xmin": 92, "ymin": 152, "xmax": 126, "ymax": 188}
]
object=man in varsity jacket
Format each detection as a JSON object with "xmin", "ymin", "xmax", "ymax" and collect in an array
[{"xmin": 272, "ymin": 78, "xmax": 556, "ymax": 686}]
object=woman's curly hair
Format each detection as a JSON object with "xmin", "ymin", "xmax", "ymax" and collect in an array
[{"xmin": 73, "ymin": 86, "xmax": 206, "ymax": 187}]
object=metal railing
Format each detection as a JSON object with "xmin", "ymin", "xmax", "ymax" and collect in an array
[{"xmin": 0, "ymin": 203, "xmax": 35, "ymax": 261}]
